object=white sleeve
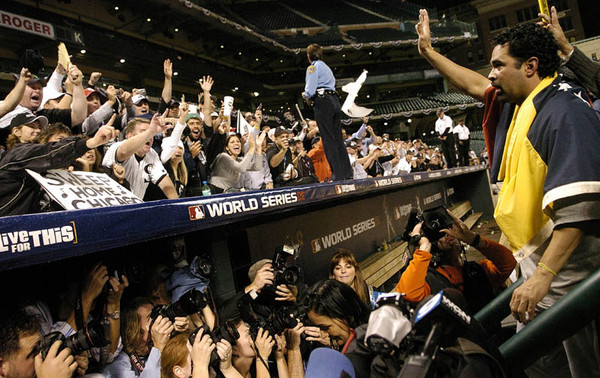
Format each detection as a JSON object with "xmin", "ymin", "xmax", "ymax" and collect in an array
[
  {"xmin": 160, "ymin": 121, "xmax": 186, "ymax": 163},
  {"xmin": 148, "ymin": 152, "xmax": 168, "ymax": 184},
  {"xmin": 102, "ymin": 141, "xmax": 121, "ymax": 168}
]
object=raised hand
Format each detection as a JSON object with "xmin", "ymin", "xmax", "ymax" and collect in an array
[
  {"xmin": 88, "ymin": 72, "xmax": 102, "ymax": 86},
  {"xmin": 416, "ymin": 9, "xmax": 433, "ymax": 56},
  {"xmin": 254, "ymin": 328, "xmax": 275, "ymax": 360},
  {"xmin": 538, "ymin": 6, "xmax": 573, "ymax": 57},
  {"xmin": 150, "ymin": 315, "xmax": 174, "ymax": 352},
  {"xmin": 163, "ymin": 59, "xmax": 173, "ymax": 80},
  {"xmin": 150, "ymin": 109, "xmax": 171, "ymax": 134},
  {"xmin": 87, "ymin": 125, "xmax": 117, "ymax": 149},
  {"xmin": 200, "ymin": 75, "xmax": 214, "ymax": 93},
  {"xmin": 35, "ymin": 340, "xmax": 78, "ymax": 378}
]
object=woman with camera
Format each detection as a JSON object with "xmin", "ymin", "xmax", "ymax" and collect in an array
[
  {"xmin": 160, "ymin": 328, "xmax": 241, "ymax": 378},
  {"xmin": 329, "ymin": 250, "xmax": 373, "ymax": 307},
  {"xmin": 395, "ymin": 210, "xmax": 516, "ymax": 313},
  {"xmin": 305, "ymin": 280, "xmax": 370, "ymax": 352}
]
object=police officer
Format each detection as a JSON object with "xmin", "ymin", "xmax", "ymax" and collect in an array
[{"xmin": 302, "ymin": 44, "xmax": 352, "ymax": 181}]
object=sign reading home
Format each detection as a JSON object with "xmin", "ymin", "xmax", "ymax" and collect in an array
[{"xmin": 27, "ymin": 169, "xmax": 143, "ymax": 210}]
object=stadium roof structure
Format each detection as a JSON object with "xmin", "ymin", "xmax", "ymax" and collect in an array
[{"xmin": 0, "ymin": 0, "xmax": 478, "ymax": 122}]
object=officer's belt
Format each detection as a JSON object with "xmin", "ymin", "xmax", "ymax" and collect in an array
[{"xmin": 316, "ymin": 88, "xmax": 337, "ymax": 96}]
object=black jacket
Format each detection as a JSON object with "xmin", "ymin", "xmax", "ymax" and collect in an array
[{"xmin": 0, "ymin": 137, "xmax": 89, "ymax": 216}]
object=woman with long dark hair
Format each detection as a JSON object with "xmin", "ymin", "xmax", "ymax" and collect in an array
[
  {"xmin": 209, "ymin": 131, "xmax": 266, "ymax": 193},
  {"xmin": 329, "ymin": 249, "xmax": 372, "ymax": 306},
  {"xmin": 305, "ymin": 280, "xmax": 370, "ymax": 352}
]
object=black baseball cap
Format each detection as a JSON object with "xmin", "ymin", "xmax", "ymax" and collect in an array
[{"xmin": 9, "ymin": 112, "xmax": 49, "ymax": 130}]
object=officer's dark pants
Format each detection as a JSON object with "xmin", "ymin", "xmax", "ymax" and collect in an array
[
  {"xmin": 458, "ymin": 139, "xmax": 470, "ymax": 166},
  {"xmin": 313, "ymin": 93, "xmax": 352, "ymax": 181},
  {"xmin": 441, "ymin": 134, "xmax": 457, "ymax": 168}
]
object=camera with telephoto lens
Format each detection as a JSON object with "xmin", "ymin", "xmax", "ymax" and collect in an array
[
  {"xmin": 365, "ymin": 293, "xmax": 415, "ymax": 356},
  {"xmin": 151, "ymin": 289, "xmax": 207, "ymax": 322},
  {"xmin": 268, "ymin": 245, "xmax": 303, "ymax": 288},
  {"xmin": 188, "ymin": 321, "xmax": 240, "ymax": 367},
  {"xmin": 402, "ymin": 206, "xmax": 453, "ymax": 244},
  {"xmin": 36, "ymin": 317, "xmax": 110, "ymax": 359}
]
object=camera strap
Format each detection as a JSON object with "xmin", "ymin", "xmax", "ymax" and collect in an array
[
  {"xmin": 75, "ymin": 288, "xmax": 85, "ymax": 330},
  {"xmin": 129, "ymin": 353, "xmax": 145, "ymax": 373}
]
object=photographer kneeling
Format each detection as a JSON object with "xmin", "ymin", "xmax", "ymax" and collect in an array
[{"xmin": 395, "ymin": 210, "xmax": 516, "ymax": 313}]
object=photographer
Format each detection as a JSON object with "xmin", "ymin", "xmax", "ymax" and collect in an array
[
  {"xmin": 102, "ymin": 297, "xmax": 174, "ymax": 377},
  {"xmin": 395, "ymin": 211, "xmax": 516, "ymax": 313},
  {"xmin": 231, "ymin": 321, "xmax": 278, "ymax": 378},
  {"xmin": 305, "ymin": 280, "xmax": 370, "ymax": 351},
  {"xmin": 0, "ymin": 306, "xmax": 78, "ymax": 378},
  {"xmin": 160, "ymin": 329, "xmax": 241, "ymax": 378}
]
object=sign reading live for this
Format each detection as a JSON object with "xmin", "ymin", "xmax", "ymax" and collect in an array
[
  {"xmin": 0, "ymin": 10, "xmax": 55, "ymax": 39},
  {"xmin": 0, "ymin": 222, "xmax": 77, "ymax": 254},
  {"xmin": 27, "ymin": 169, "xmax": 143, "ymax": 210}
]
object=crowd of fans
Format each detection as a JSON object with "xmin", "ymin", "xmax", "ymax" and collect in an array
[{"xmin": 0, "ymin": 52, "xmax": 478, "ymax": 216}]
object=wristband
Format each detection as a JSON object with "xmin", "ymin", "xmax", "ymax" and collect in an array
[
  {"xmin": 107, "ymin": 310, "xmax": 121, "ymax": 319},
  {"xmin": 538, "ymin": 262, "xmax": 557, "ymax": 276},
  {"xmin": 64, "ymin": 92, "xmax": 73, "ymax": 97},
  {"xmin": 469, "ymin": 233, "xmax": 481, "ymax": 247}
]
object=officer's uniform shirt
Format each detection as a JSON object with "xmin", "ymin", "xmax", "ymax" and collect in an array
[
  {"xmin": 453, "ymin": 124, "xmax": 470, "ymax": 140},
  {"xmin": 304, "ymin": 60, "xmax": 336, "ymax": 99},
  {"xmin": 435, "ymin": 115, "xmax": 453, "ymax": 136}
]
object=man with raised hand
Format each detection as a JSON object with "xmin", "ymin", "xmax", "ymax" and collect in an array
[{"xmin": 103, "ymin": 111, "xmax": 178, "ymax": 200}]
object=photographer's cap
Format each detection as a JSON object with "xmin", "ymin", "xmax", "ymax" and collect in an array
[
  {"xmin": 248, "ymin": 259, "xmax": 271, "ymax": 281},
  {"xmin": 274, "ymin": 126, "xmax": 290, "ymax": 138},
  {"xmin": 305, "ymin": 348, "xmax": 355, "ymax": 378}
]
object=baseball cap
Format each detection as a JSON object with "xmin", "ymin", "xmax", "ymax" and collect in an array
[
  {"xmin": 274, "ymin": 126, "xmax": 290, "ymax": 138},
  {"xmin": 132, "ymin": 94, "xmax": 149, "ymax": 105},
  {"xmin": 84, "ymin": 88, "xmax": 107, "ymax": 100},
  {"xmin": 9, "ymin": 113, "xmax": 49, "ymax": 130},
  {"xmin": 416, "ymin": 153, "xmax": 423, "ymax": 158},
  {"xmin": 40, "ymin": 87, "xmax": 65, "ymax": 108},
  {"xmin": 210, "ymin": 111, "xmax": 219, "ymax": 117},
  {"xmin": 13, "ymin": 73, "xmax": 46, "ymax": 87},
  {"xmin": 168, "ymin": 98, "xmax": 180, "ymax": 108},
  {"xmin": 186, "ymin": 113, "xmax": 202, "ymax": 122},
  {"xmin": 305, "ymin": 348, "xmax": 355, "ymax": 378},
  {"xmin": 345, "ymin": 139, "xmax": 359, "ymax": 148},
  {"xmin": 248, "ymin": 259, "xmax": 272, "ymax": 282}
]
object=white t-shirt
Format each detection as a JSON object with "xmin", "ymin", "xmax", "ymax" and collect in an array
[
  {"xmin": 392, "ymin": 157, "xmax": 412, "ymax": 175},
  {"xmin": 435, "ymin": 115, "xmax": 453, "ymax": 136},
  {"xmin": 453, "ymin": 124, "xmax": 470, "ymax": 140},
  {"xmin": 103, "ymin": 140, "xmax": 168, "ymax": 198}
]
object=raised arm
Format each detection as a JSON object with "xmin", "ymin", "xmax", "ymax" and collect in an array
[
  {"xmin": 0, "ymin": 68, "xmax": 31, "ymax": 117},
  {"xmin": 416, "ymin": 9, "xmax": 489, "ymax": 101},
  {"xmin": 116, "ymin": 111, "xmax": 168, "ymax": 162},
  {"xmin": 162, "ymin": 59, "xmax": 173, "ymax": 104},
  {"xmin": 69, "ymin": 65, "xmax": 88, "ymax": 126},
  {"xmin": 199, "ymin": 75, "xmax": 214, "ymax": 128}
]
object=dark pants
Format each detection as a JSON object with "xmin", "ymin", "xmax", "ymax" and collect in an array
[
  {"xmin": 440, "ymin": 134, "xmax": 457, "ymax": 168},
  {"xmin": 313, "ymin": 94, "xmax": 352, "ymax": 181},
  {"xmin": 458, "ymin": 139, "xmax": 470, "ymax": 166}
]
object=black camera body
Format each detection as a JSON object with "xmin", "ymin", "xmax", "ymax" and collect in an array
[
  {"xmin": 151, "ymin": 289, "xmax": 207, "ymax": 322},
  {"xmin": 188, "ymin": 321, "xmax": 240, "ymax": 366},
  {"xmin": 269, "ymin": 245, "xmax": 303, "ymax": 289},
  {"xmin": 37, "ymin": 317, "xmax": 110, "ymax": 359},
  {"xmin": 402, "ymin": 206, "xmax": 453, "ymax": 244}
]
